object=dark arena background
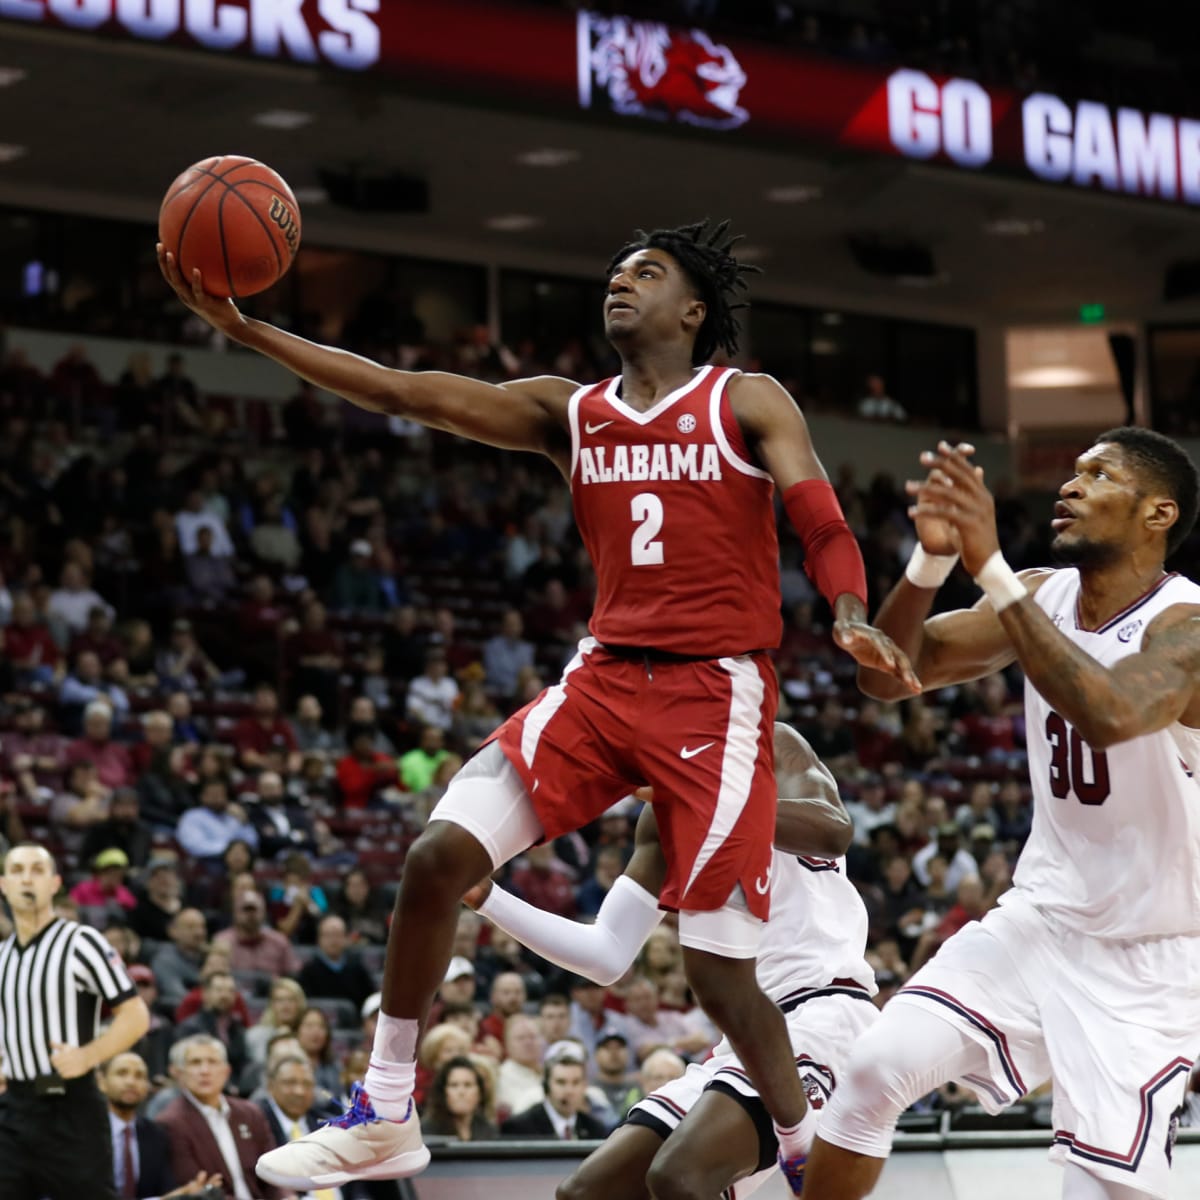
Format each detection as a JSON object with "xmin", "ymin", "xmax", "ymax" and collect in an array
[{"xmin": 0, "ymin": 2, "xmax": 1198, "ymax": 1197}]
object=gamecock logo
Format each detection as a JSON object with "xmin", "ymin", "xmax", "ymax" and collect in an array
[
  {"xmin": 577, "ymin": 11, "xmax": 749, "ymax": 130},
  {"xmin": 800, "ymin": 1071, "xmax": 828, "ymax": 1109}
]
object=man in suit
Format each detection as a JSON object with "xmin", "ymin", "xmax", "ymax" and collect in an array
[
  {"xmin": 296, "ymin": 916, "xmax": 376, "ymax": 1012},
  {"xmin": 500, "ymin": 1047, "xmax": 607, "ymax": 1140},
  {"xmin": 173, "ymin": 970, "xmax": 248, "ymax": 1083},
  {"xmin": 98, "ymin": 1050, "xmax": 219, "ymax": 1199},
  {"xmin": 248, "ymin": 770, "xmax": 319, "ymax": 860},
  {"xmin": 156, "ymin": 1034, "xmax": 281, "ymax": 1200},
  {"xmin": 257, "ymin": 1054, "xmax": 346, "ymax": 1200}
]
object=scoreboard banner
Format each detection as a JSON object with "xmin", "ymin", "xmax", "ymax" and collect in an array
[{"xmin": 4, "ymin": 0, "xmax": 1198, "ymax": 206}]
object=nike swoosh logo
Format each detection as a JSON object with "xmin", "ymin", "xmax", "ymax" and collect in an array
[
  {"xmin": 680, "ymin": 742, "xmax": 715, "ymax": 760},
  {"xmin": 584, "ymin": 420, "xmax": 614, "ymax": 434},
  {"xmin": 754, "ymin": 871, "xmax": 771, "ymax": 895}
]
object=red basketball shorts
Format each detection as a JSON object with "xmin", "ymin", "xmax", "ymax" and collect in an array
[{"xmin": 493, "ymin": 638, "xmax": 778, "ymax": 920}]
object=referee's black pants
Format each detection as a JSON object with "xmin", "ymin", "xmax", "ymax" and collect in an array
[{"xmin": 0, "ymin": 1077, "xmax": 116, "ymax": 1200}]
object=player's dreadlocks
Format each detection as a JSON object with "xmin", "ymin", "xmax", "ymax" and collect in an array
[{"xmin": 606, "ymin": 219, "xmax": 760, "ymax": 366}]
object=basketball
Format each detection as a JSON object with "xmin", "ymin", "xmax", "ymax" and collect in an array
[{"xmin": 158, "ymin": 156, "xmax": 301, "ymax": 299}]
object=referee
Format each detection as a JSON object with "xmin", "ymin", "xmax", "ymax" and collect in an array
[{"xmin": 0, "ymin": 842, "xmax": 150, "ymax": 1199}]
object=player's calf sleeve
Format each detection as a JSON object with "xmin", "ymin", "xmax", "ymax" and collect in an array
[{"xmin": 818, "ymin": 1004, "xmax": 982, "ymax": 1158}]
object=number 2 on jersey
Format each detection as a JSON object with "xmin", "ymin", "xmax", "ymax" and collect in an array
[
  {"xmin": 1045, "ymin": 710, "xmax": 1110, "ymax": 805},
  {"xmin": 630, "ymin": 492, "xmax": 664, "ymax": 565}
]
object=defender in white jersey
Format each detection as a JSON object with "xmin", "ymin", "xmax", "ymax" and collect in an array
[
  {"xmin": 804, "ymin": 429, "xmax": 1200, "ymax": 1200},
  {"xmin": 465, "ymin": 725, "xmax": 877, "ymax": 1200}
]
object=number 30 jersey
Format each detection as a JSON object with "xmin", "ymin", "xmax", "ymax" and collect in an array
[
  {"xmin": 569, "ymin": 365, "xmax": 782, "ymax": 657},
  {"xmin": 1013, "ymin": 567, "xmax": 1200, "ymax": 938}
]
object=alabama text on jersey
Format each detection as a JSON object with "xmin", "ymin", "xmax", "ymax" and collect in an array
[{"xmin": 569, "ymin": 365, "xmax": 781, "ymax": 657}]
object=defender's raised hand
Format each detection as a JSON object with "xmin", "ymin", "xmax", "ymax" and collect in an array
[
  {"xmin": 907, "ymin": 442, "xmax": 1000, "ymax": 576},
  {"xmin": 904, "ymin": 441, "xmax": 977, "ymax": 557}
]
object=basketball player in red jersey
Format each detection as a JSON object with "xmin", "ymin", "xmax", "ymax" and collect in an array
[{"xmin": 159, "ymin": 221, "xmax": 918, "ymax": 1194}]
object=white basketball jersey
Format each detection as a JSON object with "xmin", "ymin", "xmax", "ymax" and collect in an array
[
  {"xmin": 754, "ymin": 849, "xmax": 876, "ymax": 1002},
  {"xmin": 1012, "ymin": 568, "xmax": 1200, "ymax": 938}
]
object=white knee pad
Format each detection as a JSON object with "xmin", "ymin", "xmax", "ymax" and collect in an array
[
  {"xmin": 429, "ymin": 742, "xmax": 545, "ymax": 869},
  {"xmin": 818, "ymin": 1002, "xmax": 985, "ymax": 1158}
]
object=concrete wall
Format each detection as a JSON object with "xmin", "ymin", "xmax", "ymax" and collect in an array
[
  {"xmin": 11, "ymin": 326, "xmax": 304, "ymax": 401},
  {"xmin": 9, "ymin": 325, "xmax": 1015, "ymax": 481}
]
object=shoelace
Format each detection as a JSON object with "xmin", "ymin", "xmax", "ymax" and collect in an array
[
  {"xmin": 322, "ymin": 1084, "xmax": 410, "ymax": 1131},
  {"xmin": 777, "ymin": 1151, "xmax": 808, "ymax": 1196}
]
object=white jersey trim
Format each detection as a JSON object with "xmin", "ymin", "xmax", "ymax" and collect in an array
[
  {"xmin": 708, "ymin": 368, "xmax": 772, "ymax": 480},
  {"xmin": 520, "ymin": 637, "xmax": 598, "ymax": 769},
  {"xmin": 603, "ymin": 364, "xmax": 714, "ymax": 426},
  {"xmin": 683, "ymin": 655, "xmax": 765, "ymax": 897}
]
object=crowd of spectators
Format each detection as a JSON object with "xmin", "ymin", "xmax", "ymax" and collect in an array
[{"xmin": 2, "ymin": 330, "xmax": 1199, "ymax": 1167}]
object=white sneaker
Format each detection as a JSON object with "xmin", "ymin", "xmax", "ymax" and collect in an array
[{"xmin": 255, "ymin": 1084, "xmax": 430, "ymax": 1188}]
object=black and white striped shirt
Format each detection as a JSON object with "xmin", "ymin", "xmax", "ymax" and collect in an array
[{"xmin": 0, "ymin": 918, "xmax": 136, "ymax": 1081}]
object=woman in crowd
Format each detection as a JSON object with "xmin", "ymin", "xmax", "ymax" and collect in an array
[
  {"xmin": 331, "ymin": 866, "xmax": 389, "ymax": 945},
  {"xmin": 414, "ymin": 1021, "xmax": 473, "ymax": 1107},
  {"xmin": 297, "ymin": 1005, "xmax": 343, "ymax": 1097},
  {"xmin": 635, "ymin": 925, "xmax": 684, "ymax": 995},
  {"xmin": 246, "ymin": 977, "xmax": 307, "ymax": 1063},
  {"xmin": 421, "ymin": 1055, "xmax": 498, "ymax": 1142}
]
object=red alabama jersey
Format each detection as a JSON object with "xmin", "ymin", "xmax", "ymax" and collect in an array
[{"xmin": 569, "ymin": 364, "xmax": 781, "ymax": 656}]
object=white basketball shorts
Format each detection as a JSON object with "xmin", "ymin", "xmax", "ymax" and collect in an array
[
  {"xmin": 627, "ymin": 987, "xmax": 878, "ymax": 1198},
  {"xmin": 882, "ymin": 895, "xmax": 1200, "ymax": 1197}
]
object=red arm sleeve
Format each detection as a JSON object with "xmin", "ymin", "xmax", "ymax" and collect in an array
[{"xmin": 782, "ymin": 479, "xmax": 868, "ymax": 611}]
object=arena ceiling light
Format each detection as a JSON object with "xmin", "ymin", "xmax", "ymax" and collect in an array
[
  {"xmin": 984, "ymin": 217, "xmax": 1046, "ymax": 236},
  {"xmin": 765, "ymin": 185, "xmax": 823, "ymax": 203},
  {"xmin": 252, "ymin": 110, "xmax": 314, "ymax": 130},
  {"xmin": 485, "ymin": 214, "xmax": 543, "ymax": 232},
  {"xmin": 0, "ymin": 68, "xmax": 27, "ymax": 87},
  {"xmin": 515, "ymin": 148, "xmax": 581, "ymax": 167},
  {"xmin": 1011, "ymin": 365, "xmax": 1095, "ymax": 387},
  {"xmin": 896, "ymin": 272, "xmax": 951, "ymax": 288},
  {"xmin": 292, "ymin": 187, "xmax": 329, "ymax": 205},
  {"xmin": 0, "ymin": 145, "xmax": 27, "ymax": 163},
  {"xmin": 734, "ymin": 243, "xmax": 772, "ymax": 262}
]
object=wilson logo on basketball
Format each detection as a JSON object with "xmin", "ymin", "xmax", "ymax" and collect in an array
[{"xmin": 269, "ymin": 197, "xmax": 300, "ymax": 256}]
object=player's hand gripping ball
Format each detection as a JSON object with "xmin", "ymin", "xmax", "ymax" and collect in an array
[{"xmin": 158, "ymin": 156, "xmax": 301, "ymax": 299}]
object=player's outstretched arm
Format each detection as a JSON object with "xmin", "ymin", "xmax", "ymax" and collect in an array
[
  {"xmin": 858, "ymin": 577, "xmax": 1049, "ymax": 700},
  {"xmin": 772, "ymin": 723, "xmax": 854, "ymax": 857},
  {"xmin": 911, "ymin": 445, "xmax": 1200, "ymax": 747},
  {"xmin": 729, "ymin": 373, "xmax": 919, "ymax": 693},
  {"xmin": 158, "ymin": 246, "xmax": 574, "ymax": 458},
  {"xmin": 463, "ymin": 806, "xmax": 667, "ymax": 986}
]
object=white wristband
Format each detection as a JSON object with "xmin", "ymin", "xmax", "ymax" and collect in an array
[
  {"xmin": 976, "ymin": 550, "xmax": 1025, "ymax": 612},
  {"xmin": 905, "ymin": 544, "xmax": 959, "ymax": 589}
]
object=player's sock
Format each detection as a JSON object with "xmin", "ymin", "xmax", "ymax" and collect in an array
[
  {"xmin": 362, "ymin": 1013, "xmax": 419, "ymax": 1120},
  {"xmin": 774, "ymin": 1105, "xmax": 819, "ymax": 1161}
]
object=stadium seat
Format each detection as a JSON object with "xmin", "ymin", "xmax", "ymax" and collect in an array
[{"xmin": 309, "ymin": 996, "xmax": 360, "ymax": 1030}]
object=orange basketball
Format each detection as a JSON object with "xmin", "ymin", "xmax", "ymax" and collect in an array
[{"xmin": 158, "ymin": 156, "xmax": 301, "ymax": 299}]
